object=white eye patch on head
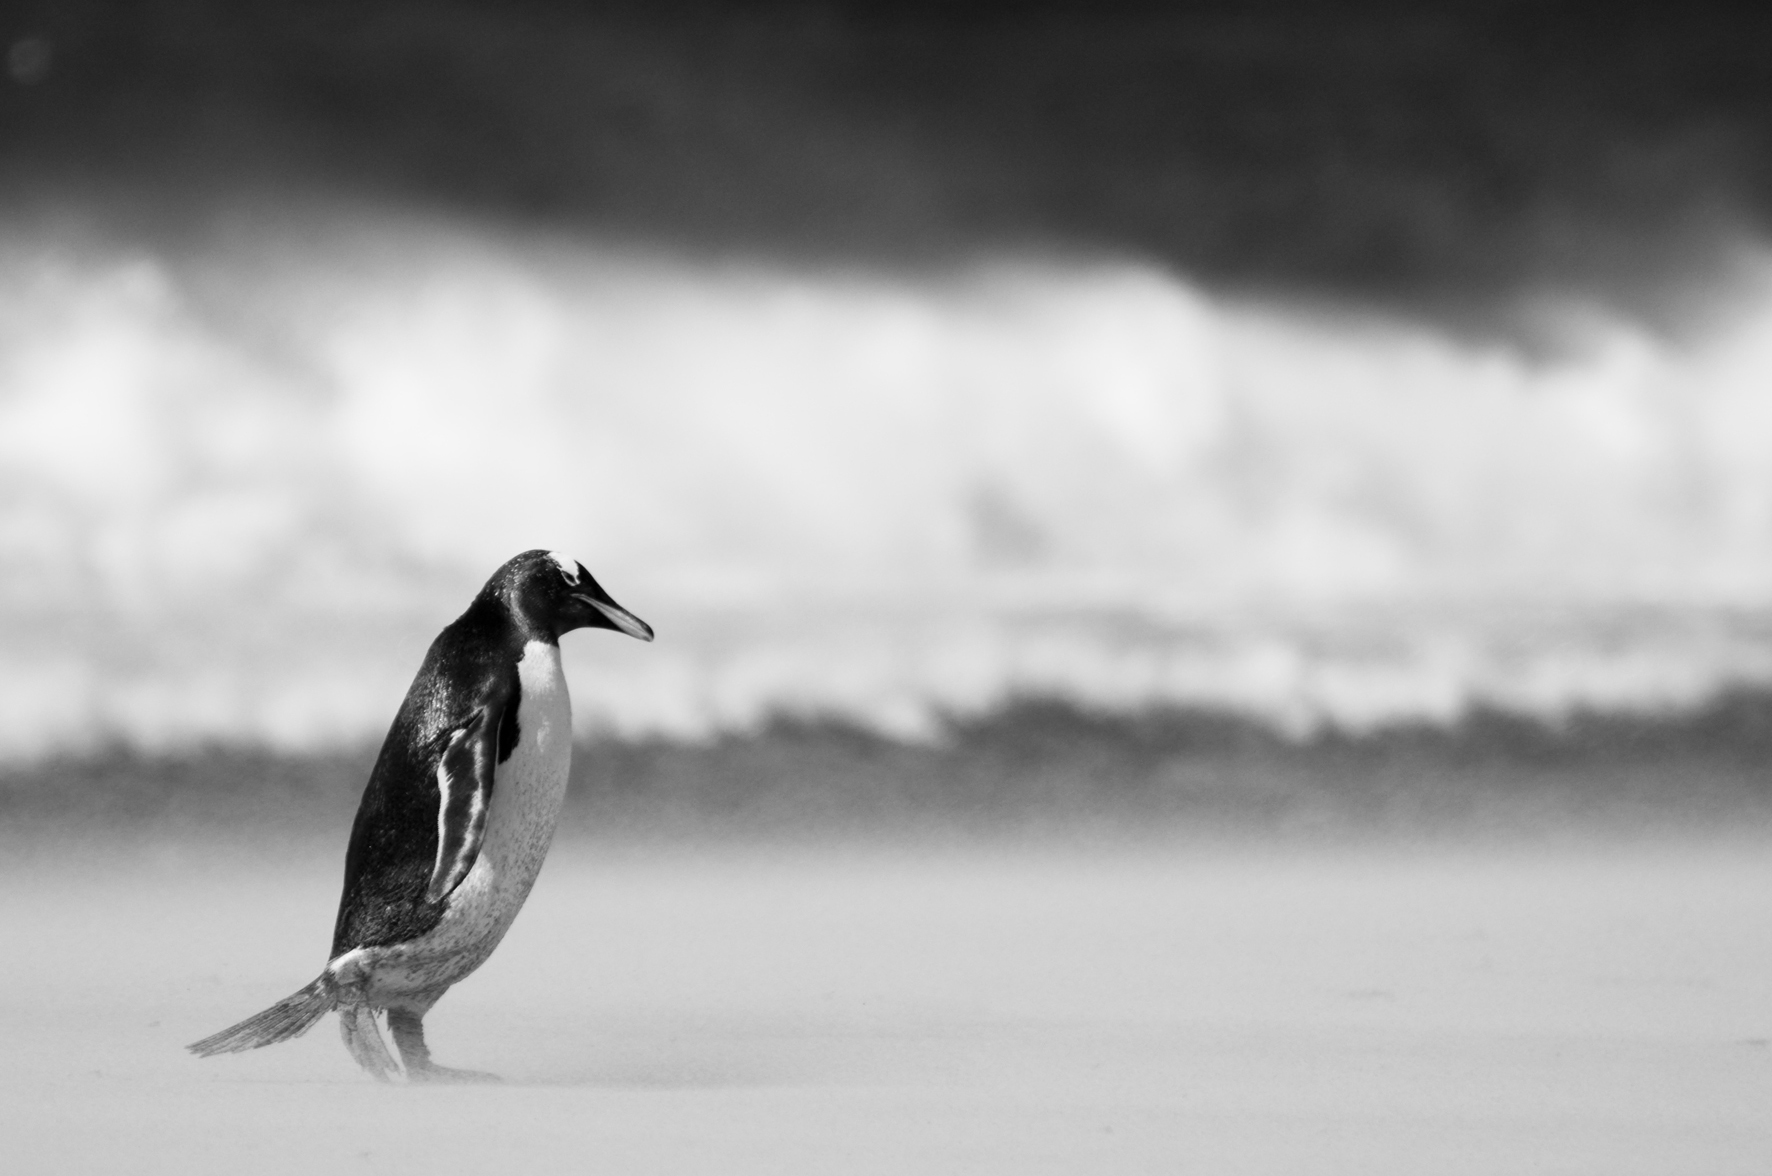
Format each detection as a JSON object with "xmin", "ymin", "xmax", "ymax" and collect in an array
[{"xmin": 546, "ymin": 551, "xmax": 582, "ymax": 585}]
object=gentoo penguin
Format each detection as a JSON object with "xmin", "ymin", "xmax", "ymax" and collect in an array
[{"xmin": 188, "ymin": 549, "xmax": 653, "ymax": 1082}]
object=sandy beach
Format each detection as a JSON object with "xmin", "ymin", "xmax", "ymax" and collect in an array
[{"xmin": 5, "ymin": 836, "xmax": 1767, "ymax": 1175}]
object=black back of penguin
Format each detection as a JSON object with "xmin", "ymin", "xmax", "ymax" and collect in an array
[
  {"xmin": 327, "ymin": 548, "xmax": 653, "ymax": 958},
  {"xmin": 330, "ymin": 583, "xmax": 526, "ymax": 956}
]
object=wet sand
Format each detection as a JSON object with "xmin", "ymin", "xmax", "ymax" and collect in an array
[{"xmin": 5, "ymin": 838, "xmax": 1769, "ymax": 1174}]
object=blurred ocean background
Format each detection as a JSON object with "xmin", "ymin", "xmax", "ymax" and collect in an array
[{"xmin": 3, "ymin": 2, "xmax": 1772, "ymax": 836}]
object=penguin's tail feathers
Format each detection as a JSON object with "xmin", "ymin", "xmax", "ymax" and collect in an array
[{"xmin": 187, "ymin": 974, "xmax": 337, "ymax": 1057}]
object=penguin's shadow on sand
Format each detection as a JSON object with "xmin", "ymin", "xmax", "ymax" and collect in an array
[
  {"xmin": 492, "ymin": 1015, "xmax": 917, "ymax": 1089},
  {"xmin": 508, "ymin": 1058, "xmax": 797, "ymax": 1089}
]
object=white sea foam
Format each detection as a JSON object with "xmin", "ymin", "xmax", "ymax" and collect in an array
[{"xmin": 4, "ymin": 209, "xmax": 1772, "ymax": 755}]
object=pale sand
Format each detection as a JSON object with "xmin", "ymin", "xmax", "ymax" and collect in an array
[{"xmin": 4, "ymin": 839, "xmax": 1769, "ymax": 1174}]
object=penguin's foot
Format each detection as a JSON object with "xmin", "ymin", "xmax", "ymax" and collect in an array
[
  {"xmin": 386, "ymin": 1006, "xmax": 498, "ymax": 1084},
  {"xmin": 405, "ymin": 1061, "xmax": 503, "ymax": 1084}
]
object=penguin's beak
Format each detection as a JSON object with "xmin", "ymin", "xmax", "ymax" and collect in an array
[{"xmin": 572, "ymin": 591, "xmax": 655, "ymax": 642}]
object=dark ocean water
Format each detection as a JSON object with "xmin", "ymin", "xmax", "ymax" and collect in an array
[{"xmin": 7, "ymin": 691, "xmax": 1771, "ymax": 842}]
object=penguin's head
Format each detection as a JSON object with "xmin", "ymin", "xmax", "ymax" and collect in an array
[{"xmin": 498, "ymin": 549, "xmax": 655, "ymax": 642}]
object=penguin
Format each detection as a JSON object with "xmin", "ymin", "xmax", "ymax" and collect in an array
[{"xmin": 188, "ymin": 549, "xmax": 653, "ymax": 1082}]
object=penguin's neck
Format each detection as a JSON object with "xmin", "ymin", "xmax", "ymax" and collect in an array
[
  {"xmin": 480, "ymin": 638, "xmax": 572, "ymax": 872},
  {"xmin": 509, "ymin": 640, "xmax": 570, "ymax": 764},
  {"xmin": 462, "ymin": 591, "xmax": 559, "ymax": 649}
]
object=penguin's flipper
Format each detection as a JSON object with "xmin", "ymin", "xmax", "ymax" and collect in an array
[{"xmin": 423, "ymin": 706, "xmax": 500, "ymax": 904}]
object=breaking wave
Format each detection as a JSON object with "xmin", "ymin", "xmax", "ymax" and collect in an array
[{"xmin": 4, "ymin": 206, "xmax": 1772, "ymax": 755}]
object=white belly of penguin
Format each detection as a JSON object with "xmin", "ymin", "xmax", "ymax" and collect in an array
[{"xmin": 365, "ymin": 640, "xmax": 573, "ymax": 998}]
